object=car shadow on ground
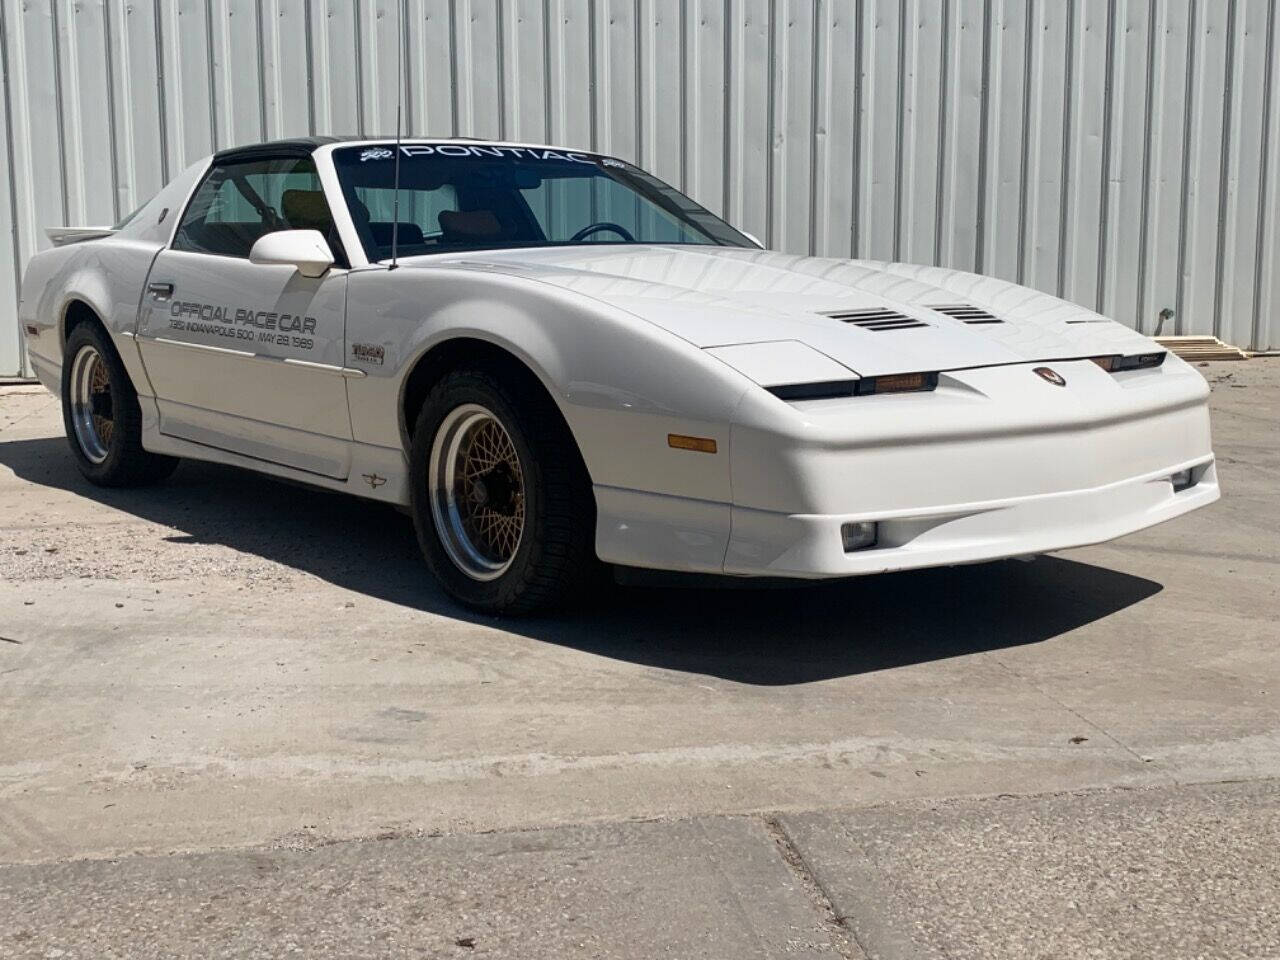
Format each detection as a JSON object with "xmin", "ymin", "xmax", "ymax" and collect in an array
[{"xmin": 1, "ymin": 436, "xmax": 1163, "ymax": 685}]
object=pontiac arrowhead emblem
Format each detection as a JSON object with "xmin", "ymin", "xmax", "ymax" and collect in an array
[
  {"xmin": 1033, "ymin": 367, "xmax": 1067, "ymax": 387},
  {"xmin": 362, "ymin": 473, "xmax": 387, "ymax": 489}
]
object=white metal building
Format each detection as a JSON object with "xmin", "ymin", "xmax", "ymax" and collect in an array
[{"xmin": 2, "ymin": 0, "xmax": 1277, "ymax": 378}]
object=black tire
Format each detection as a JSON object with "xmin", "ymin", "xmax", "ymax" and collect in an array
[
  {"xmin": 61, "ymin": 321, "xmax": 179, "ymax": 487},
  {"xmin": 409, "ymin": 368, "xmax": 598, "ymax": 614}
]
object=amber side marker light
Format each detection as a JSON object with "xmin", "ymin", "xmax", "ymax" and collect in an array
[{"xmin": 668, "ymin": 434, "xmax": 718, "ymax": 454}]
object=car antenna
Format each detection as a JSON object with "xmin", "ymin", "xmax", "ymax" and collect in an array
[{"xmin": 388, "ymin": 0, "xmax": 404, "ymax": 271}]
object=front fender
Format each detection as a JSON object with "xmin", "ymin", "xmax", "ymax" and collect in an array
[{"xmin": 344, "ymin": 264, "xmax": 756, "ymax": 506}]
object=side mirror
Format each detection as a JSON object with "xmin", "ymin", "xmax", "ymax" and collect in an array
[{"xmin": 249, "ymin": 229, "xmax": 335, "ymax": 279}]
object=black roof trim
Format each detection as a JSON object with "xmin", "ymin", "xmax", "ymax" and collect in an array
[
  {"xmin": 211, "ymin": 136, "xmax": 593, "ymax": 166},
  {"xmin": 210, "ymin": 135, "xmax": 601, "ymax": 165},
  {"xmin": 212, "ymin": 137, "xmax": 342, "ymax": 164}
]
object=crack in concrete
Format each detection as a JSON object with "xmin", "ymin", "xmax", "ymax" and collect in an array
[{"xmin": 762, "ymin": 815, "xmax": 866, "ymax": 960}]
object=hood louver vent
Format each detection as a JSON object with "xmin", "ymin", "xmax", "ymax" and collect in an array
[
  {"xmin": 823, "ymin": 308, "xmax": 929, "ymax": 331},
  {"xmin": 930, "ymin": 304, "xmax": 1004, "ymax": 324}
]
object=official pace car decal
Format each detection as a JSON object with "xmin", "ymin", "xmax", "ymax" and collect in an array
[{"xmin": 165, "ymin": 299, "xmax": 318, "ymax": 351}]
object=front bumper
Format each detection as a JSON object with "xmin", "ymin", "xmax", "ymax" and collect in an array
[
  {"xmin": 595, "ymin": 358, "xmax": 1220, "ymax": 578},
  {"xmin": 723, "ymin": 457, "xmax": 1218, "ymax": 577},
  {"xmin": 719, "ymin": 358, "xmax": 1218, "ymax": 576}
]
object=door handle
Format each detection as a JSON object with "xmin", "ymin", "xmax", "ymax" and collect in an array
[{"xmin": 147, "ymin": 281, "xmax": 174, "ymax": 299}]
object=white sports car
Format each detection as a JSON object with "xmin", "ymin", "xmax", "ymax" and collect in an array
[{"xmin": 20, "ymin": 137, "xmax": 1218, "ymax": 613}]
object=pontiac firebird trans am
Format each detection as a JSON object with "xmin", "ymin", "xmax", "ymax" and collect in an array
[{"xmin": 20, "ymin": 137, "xmax": 1219, "ymax": 613}]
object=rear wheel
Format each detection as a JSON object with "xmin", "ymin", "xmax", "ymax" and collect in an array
[
  {"xmin": 409, "ymin": 368, "xmax": 597, "ymax": 614},
  {"xmin": 61, "ymin": 322, "xmax": 178, "ymax": 486}
]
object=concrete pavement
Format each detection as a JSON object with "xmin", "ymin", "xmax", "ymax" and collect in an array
[
  {"xmin": 1, "ymin": 816, "xmax": 848, "ymax": 960},
  {"xmin": 783, "ymin": 779, "xmax": 1280, "ymax": 960},
  {"xmin": 0, "ymin": 359, "xmax": 1277, "ymax": 957},
  {"xmin": 2, "ymin": 781, "xmax": 1276, "ymax": 958}
]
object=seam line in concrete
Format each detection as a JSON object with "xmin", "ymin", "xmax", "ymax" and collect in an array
[
  {"xmin": 987, "ymin": 654, "xmax": 1177, "ymax": 784},
  {"xmin": 761, "ymin": 816, "xmax": 864, "ymax": 960},
  {"xmin": 782, "ymin": 812, "xmax": 934, "ymax": 960}
]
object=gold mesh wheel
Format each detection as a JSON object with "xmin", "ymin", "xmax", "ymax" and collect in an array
[
  {"xmin": 428, "ymin": 404, "xmax": 526, "ymax": 581},
  {"xmin": 68, "ymin": 345, "xmax": 114, "ymax": 464}
]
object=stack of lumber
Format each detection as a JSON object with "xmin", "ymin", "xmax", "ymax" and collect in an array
[{"xmin": 1154, "ymin": 336, "xmax": 1249, "ymax": 361}]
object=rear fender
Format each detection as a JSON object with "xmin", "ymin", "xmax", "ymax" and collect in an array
[{"xmin": 20, "ymin": 241, "xmax": 164, "ymax": 398}]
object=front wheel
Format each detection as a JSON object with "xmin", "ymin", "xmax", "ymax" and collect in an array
[
  {"xmin": 61, "ymin": 322, "xmax": 178, "ymax": 486},
  {"xmin": 409, "ymin": 369, "xmax": 597, "ymax": 614}
]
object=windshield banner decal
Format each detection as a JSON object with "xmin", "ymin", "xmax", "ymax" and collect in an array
[{"xmin": 387, "ymin": 144, "xmax": 596, "ymax": 164}]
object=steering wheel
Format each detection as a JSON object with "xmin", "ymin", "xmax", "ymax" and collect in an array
[{"xmin": 568, "ymin": 221, "xmax": 636, "ymax": 244}]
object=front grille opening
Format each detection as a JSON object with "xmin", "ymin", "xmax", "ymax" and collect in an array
[
  {"xmin": 930, "ymin": 304, "xmax": 1004, "ymax": 324},
  {"xmin": 823, "ymin": 307, "xmax": 929, "ymax": 331}
]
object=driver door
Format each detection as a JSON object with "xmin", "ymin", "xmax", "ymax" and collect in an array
[{"xmin": 136, "ymin": 155, "xmax": 354, "ymax": 479}]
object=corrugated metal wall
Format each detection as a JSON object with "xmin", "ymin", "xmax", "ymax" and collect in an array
[{"xmin": 2, "ymin": 0, "xmax": 1278, "ymax": 376}]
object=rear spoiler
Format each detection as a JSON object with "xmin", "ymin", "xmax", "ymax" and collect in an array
[{"xmin": 46, "ymin": 226, "xmax": 116, "ymax": 247}]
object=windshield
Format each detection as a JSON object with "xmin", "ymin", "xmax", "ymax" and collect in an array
[{"xmin": 332, "ymin": 144, "xmax": 754, "ymax": 260}]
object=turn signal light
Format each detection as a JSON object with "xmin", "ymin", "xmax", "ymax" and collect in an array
[
  {"xmin": 863, "ymin": 372, "xmax": 927, "ymax": 394},
  {"xmin": 1091, "ymin": 352, "xmax": 1166, "ymax": 373},
  {"xmin": 766, "ymin": 372, "xmax": 938, "ymax": 402},
  {"xmin": 854, "ymin": 371, "xmax": 939, "ymax": 396}
]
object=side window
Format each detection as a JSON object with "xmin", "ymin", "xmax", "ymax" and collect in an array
[{"xmin": 173, "ymin": 157, "xmax": 334, "ymax": 258}]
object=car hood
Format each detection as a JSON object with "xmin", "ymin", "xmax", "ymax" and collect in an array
[{"xmin": 418, "ymin": 246, "xmax": 1158, "ymax": 377}]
